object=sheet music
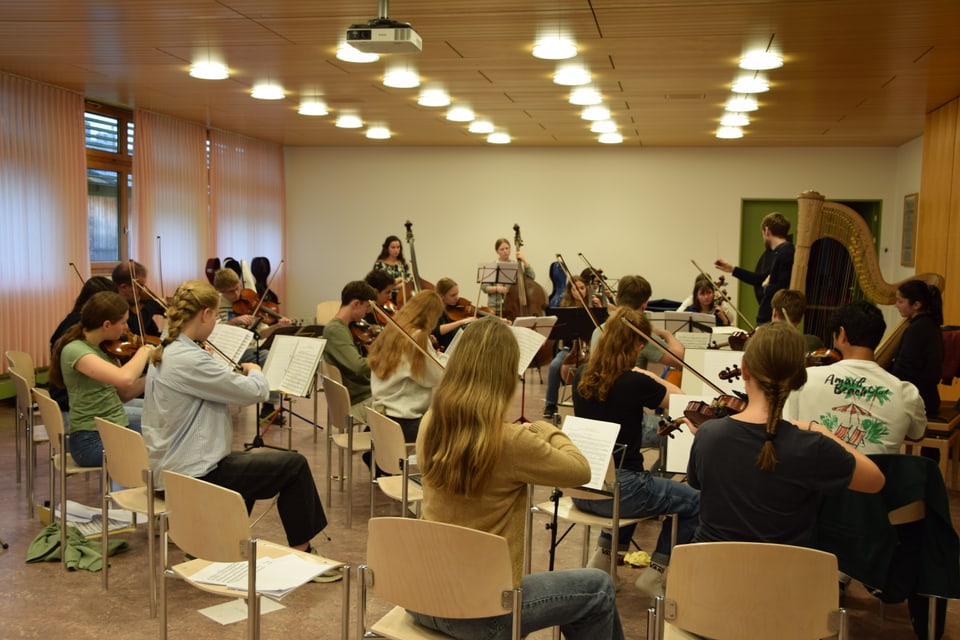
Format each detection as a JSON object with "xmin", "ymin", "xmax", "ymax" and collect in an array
[
  {"xmin": 262, "ymin": 335, "xmax": 326, "ymax": 397},
  {"xmin": 675, "ymin": 331, "xmax": 713, "ymax": 350},
  {"xmin": 664, "ymin": 394, "xmax": 711, "ymax": 474},
  {"xmin": 207, "ymin": 323, "xmax": 254, "ymax": 366},
  {"xmin": 510, "ymin": 324, "xmax": 549, "ymax": 376},
  {"xmin": 559, "ymin": 415, "xmax": 620, "ymax": 491},
  {"xmin": 191, "ymin": 553, "xmax": 336, "ymax": 599}
]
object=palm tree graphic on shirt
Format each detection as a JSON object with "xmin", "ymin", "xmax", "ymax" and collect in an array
[{"xmin": 818, "ymin": 376, "xmax": 893, "ymax": 448}]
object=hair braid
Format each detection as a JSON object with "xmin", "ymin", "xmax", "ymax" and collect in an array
[{"xmin": 150, "ymin": 280, "xmax": 219, "ymax": 366}]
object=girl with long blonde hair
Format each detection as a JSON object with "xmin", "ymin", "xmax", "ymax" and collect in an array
[{"xmin": 414, "ymin": 317, "xmax": 623, "ymax": 640}]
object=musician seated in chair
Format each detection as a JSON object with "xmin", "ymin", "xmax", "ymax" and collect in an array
[
  {"xmin": 543, "ymin": 275, "xmax": 600, "ymax": 419},
  {"xmin": 322, "ymin": 280, "xmax": 378, "ymax": 423},
  {"xmin": 112, "ymin": 260, "xmax": 164, "ymax": 338}
]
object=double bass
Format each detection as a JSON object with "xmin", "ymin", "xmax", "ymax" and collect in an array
[
  {"xmin": 397, "ymin": 220, "xmax": 435, "ymax": 308},
  {"xmin": 503, "ymin": 224, "xmax": 552, "ymax": 367}
]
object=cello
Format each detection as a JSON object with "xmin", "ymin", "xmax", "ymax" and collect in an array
[{"xmin": 503, "ymin": 224, "xmax": 552, "ymax": 367}]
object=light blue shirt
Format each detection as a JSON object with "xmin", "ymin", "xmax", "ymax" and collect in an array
[{"xmin": 141, "ymin": 334, "xmax": 269, "ymax": 489}]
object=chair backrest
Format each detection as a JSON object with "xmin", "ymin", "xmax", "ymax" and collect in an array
[
  {"xmin": 665, "ymin": 542, "xmax": 841, "ymax": 640},
  {"xmin": 366, "ymin": 517, "xmax": 515, "ymax": 619},
  {"xmin": 6, "ymin": 349, "xmax": 35, "ymax": 386},
  {"xmin": 9, "ymin": 369, "xmax": 33, "ymax": 424},
  {"xmin": 367, "ymin": 409, "xmax": 408, "ymax": 475},
  {"xmin": 95, "ymin": 417, "xmax": 151, "ymax": 488},
  {"xmin": 320, "ymin": 360, "xmax": 343, "ymax": 384},
  {"xmin": 315, "ymin": 300, "xmax": 340, "ymax": 326},
  {"xmin": 322, "ymin": 375, "xmax": 351, "ymax": 431},
  {"xmin": 31, "ymin": 387, "xmax": 65, "ymax": 453},
  {"xmin": 161, "ymin": 471, "xmax": 251, "ymax": 562}
]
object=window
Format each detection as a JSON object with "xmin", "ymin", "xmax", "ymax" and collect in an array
[{"xmin": 85, "ymin": 103, "xmax": 134, "ymax": 273}]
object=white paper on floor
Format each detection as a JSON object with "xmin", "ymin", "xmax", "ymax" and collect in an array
[{"xmin": 198, "ymin": 597, "xmax": 285, "ymax": 625}]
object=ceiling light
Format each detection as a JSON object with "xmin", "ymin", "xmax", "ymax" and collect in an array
[
  {"xmin": 720, "ymin": 112, "xmax": 750, "ymax": 127},
  {"xmin": 336, "ymin": 43, "xmax": 379, "ymax": 63},
  {"xmin": 487, "ymin": 132, "xmax": 511, "ymax": 144},
  {"xmin": 418, "ymin": 88, "xmax": 450, "ymax": 107},
  {"xmin": 716, "ymin": 126, "xmax": 744, "ymax": 139},
  {"xmin": 726, "ymin": 96, "xmax": 758, "ymax": 112},
  {"xmin": 739, "ymin": 50, "xmax": 783, "ymax": 71},
  {"xmin": 569, "ymin": 87, "xmax": 602, "ymax": 106},
  {"xmin": 298, "ymin": 100, "xmax": 328, "ymax": 116},
  {"xmin": 335, "ymin": 113, "xmax": 363, "ymax": 128},
  {"xmin": 532, "ymin": 35, "xmax": 577, "ymax": 60},
  {"xmin": 590, "ymin": 120, "xmax": 617, "ymax": 133},
  {"xmin": 598, "ymin": 132, "xmax": 623, "ymax": 144},
  {"xmin": 581, "ymin": 105, "xmax": 610, "ymax": 121},
  {"xmin": 446, "ymin": 106, "xmax": 475, "ymax": 122},
  {"xmin": 468, "ymin": 120, "xmax": 495, "ymax": 134},
  {"xmin": 731, "ymin": 76, "xmax": 770, "ymax": 93},
  {"xmin": 366, "ymin": 126, "xmax": 391, "ymax": 140},
  {"xmin": 553, "ymin": 64, "xmax": 591, "ymax": 86},
  {"xmin": 251, "ymin": 83, "xmax": 285, "ymax": 100},
  {"xmin": 189, "ymin": 61, "xmax": 229, "ymax": 80},
  {"xmin": 383, "ymin": 68, "xmax": 420, "ymax": 89}
]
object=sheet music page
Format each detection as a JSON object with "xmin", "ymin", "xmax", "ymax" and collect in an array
[
  {"xmin": 207, "ymin": 323, "xmax": 254, "ymax": 366},
  {"xmin": 676, "ymin": 332, "xmax": 713, "ymax": 350},
  {"xmin": 559, "ymin": 415, "xmax": 620, "ymax": 491},
  {"xmin": 262, "ymin": 335, "xmax": 326, "ymax": 397},
  {"xmin": 665, "ymin": 394, "xmax": 711, "ymax": 474},
  {"xmin": 509, "ymin": 325, "xmax": 548, "ymax": 376}
]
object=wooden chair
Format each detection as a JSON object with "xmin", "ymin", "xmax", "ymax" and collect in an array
[
  {"xmin": 9, "ymin": 368, "xmax": 49, "ymax": 518},
  {"xmin": 159, "ymin": 471, "xmax": 349, "ymax": 640},
  {"xmin": 525, "ymin": 455, "xmax": 677, "ymax": 584},
  {"xmin": 32, "ymin": 387, "xmax": 102, "ymax": 567},
  {"xmin": 647, "ymin": 542, "xmax": 848, "ymax": 640},
  {"xmin": 322, "ymin": 374, "xmax": 371, "ymax": 529},
  {"xmin": 366, "ymin": 409, "xmax": 422, "ymax": 518},
  {"xmin": 95, "ymin": 417, "xmax": 166, "ymax": 617},
  {"xmin": 358, "ymin": 517, "xmax": 522, "ymax": 640},
  {"xmin": 901, "ymin": 408, "xmax": 960, "ymax": 489},
  {"xmin": 315, "ymin": 300, "xmax": 340, "ymax": 327}
]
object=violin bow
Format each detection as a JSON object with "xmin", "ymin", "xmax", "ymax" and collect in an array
[
  {"xmin": 618, "ymin": 315, "xmax": 726, "ymax": 396},
  {"xmin": 156, "ymin": 235, "xmax": 165, "ymax": 300},
  {"xmin": 691, "ymin": 259, "xmax": 755, "ymax": 332},
  {"xmin": 371, "ymin": 304, "xmax": 446, "ymax": 371},
  {"xmin": 578, "ymin": 253, "xmax": 617, "ymax": 305},
  {"xmin": 555, "ymin": 253, "xmax": 602, "ymax": 332},
  {"xmin": 128, "ymin": 259, "xmax": 147, "ymax": 343},
  {"xmin": 250, "ymin": 259, "xmax": 285, "ymax": 322},
  {"xmin": 68, "ymin": 261, "xmax": 85, "ymax": 286},
  {"xmin": 134, "ymin": 279, "xmax": 168, "ymax": 310}
]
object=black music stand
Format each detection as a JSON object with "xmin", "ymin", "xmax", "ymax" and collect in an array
[
  {"xmin": 548, "ymin": 307, "xmax": 610, "ymax": 343},
  {"xmin": 477, "ymin": 261, "xmax": 518, "ymax": 316}
]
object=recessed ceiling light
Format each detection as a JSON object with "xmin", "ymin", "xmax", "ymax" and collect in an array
[
  {"xmin": 731, "ymin": 76, "xmax": 770, "ymax": 93},
  {"xmin": 251, "ymin": 83, "xmax": 285, "ymax": 100},
  {"xmin": 716, "ymin": 126, "xmax": 744, "ymax": 139},
  {"xmin": 468, "ymin": 120, "xmax": 495, "ymax": 134},
  {"xmin": 383, "ymin": 68, "xmax": 420, "ymax": 89},
  {"xmin": 335, "ymin": 113, "xmax": 363, "ymax": 128},
  {"xmin": 739, "ymin": 50, "xmax": 783, "ymax": 71},
  {"xmin": 336, "ymin": 43, "xmax": 379, "ymax": 63},
  {"xmin": 581, "ymin": 105, "xmax": 610, "ymax": 121},
  {"xmin": 553, "ymin": 64, "xmax": 591, "ymax": 86},
  {"xmin": 598, "ymin": 132, "xmax": 623, "ymax": 144},
  {"xmin": 189, "ymin": 61, "xmax": 229, "ymax": 80},
  {"xmin": 487, "ymin": 132, "xmax": 511, "ymax": 144},
  {"xmin": 366, "ymin": 126, "xmax": 391, "ymax": 140},
  {"xmin": 569, "ymin": 87, "xmax": 602, "ymax": 105},
  {"xmin": 720, "ymin": 112, "xmax": 750, "ymax": 127},
  {"xmin": 532, "ymin": 35, "xmax": 577, "ymax": 60},
  {"xmin": 590, "ymin": 120, "xmax": 617, "ymax": 133},
  {"xmin": 298, "ymin": 100, "xmax": 328, "ymax": 116},
  {"xmin": 418, "ymin": 88, "xmax": 451, "ymax": 107},
  {"xmin": 446, "ymin": 106, "xmax": 475, "ymax": 122},
  {"xmin": 726, "ymin": 96, "xmax": 759, "ymax": 112}
]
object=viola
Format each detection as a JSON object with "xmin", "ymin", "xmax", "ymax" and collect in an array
[
  {"xmin": 658, "ymin": 394, "xmax": 748, "ymax": 438},
  {"xmin": 805, "ymin": 348, "xmax": 842, "ymax": 366},
  {"xmin": 232, "ymin": 288, "xmax": 283, "ymax": 326},
  {"xmin": 102, "ymin": 333, "xmax": 161, "ymax": 360}
]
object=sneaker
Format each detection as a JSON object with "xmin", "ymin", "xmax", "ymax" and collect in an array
[
  {"xmin": 543, "ymin": 405, "xmax": 557, "ymax": 419},
  {"xmin": 634, "ymin": 563, "xmax": 666, "ymax": 600},
  {"xmin": 586, "ymin": 547, "xmax": 613, "ymax": 570}
]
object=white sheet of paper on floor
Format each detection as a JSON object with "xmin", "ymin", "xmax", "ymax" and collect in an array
[{"xmin": 198, "ymin": 597, "xmax": 285, "ymax": 625}]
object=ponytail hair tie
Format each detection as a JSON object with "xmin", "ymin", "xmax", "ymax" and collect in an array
[{"xmin": 765, "ymin": 431, "xmax": 775, "ymax": 442}]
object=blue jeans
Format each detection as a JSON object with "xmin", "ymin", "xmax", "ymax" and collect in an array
[
  {"xmin": 69, "ymin": 401, "xmax": 143, "ymax": 467},
  {"xmin": 544, "ymin": 347, "xmax": 569, "ymax": 409},
  {"xmin": 572, "ymin": 469, "xmax": 699, "ymax": 561},
  {"xmin": 410, "ymin": 568, "xmax": 623, "ymax": 640}
]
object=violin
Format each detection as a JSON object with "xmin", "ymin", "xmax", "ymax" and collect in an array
[
  {"xmin": 101, "ymin": 333, "xmax": 161, "ymax": 359},
  {"xmin": 805, "ymin": 348, "xmax": 842, "ymax": 366},
  {"xmin": 350, "ymin": 320, "xmax": 381, "ymax": 355},
  {"xmin": 719, "ymin": 365, "xmax": 742, "ymax": 381},
  {"xmin": 658, "ymin": 394, "xmax": 748, "ymax": 438},
  {"xmin": 232, "ymin": 288, "xmax": 283, "ymax": 326},
  {"xmin": 445, "ymin": 297, "xmax": 495, "ymax": 322}
]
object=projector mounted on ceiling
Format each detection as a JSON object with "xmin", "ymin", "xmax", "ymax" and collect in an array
[{"xmin": 346, "ymin": 1, "xmax": 422, "ymax": 54}]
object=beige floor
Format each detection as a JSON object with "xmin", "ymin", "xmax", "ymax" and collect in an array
[{"xmin": 0, "ymin": 374, "xmax": 954, "ymax": 639}]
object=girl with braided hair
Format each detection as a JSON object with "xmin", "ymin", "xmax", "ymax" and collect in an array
[
  {"xmin": 687, "ymin": 321, "xmax": 884, "ymax": 545},
  {"xmin": 141, "ymin": 280, "xmax": 332, "ymax": 555}
]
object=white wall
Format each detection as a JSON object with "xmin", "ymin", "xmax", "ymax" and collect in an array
[{"xmin": 284, "ymin": 143, "xmax": 923, "ymax": 326}]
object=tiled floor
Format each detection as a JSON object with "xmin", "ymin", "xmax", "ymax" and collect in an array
[{"xmin": 0, "ymin": 375, "xmax": 955, "ymax": 639}]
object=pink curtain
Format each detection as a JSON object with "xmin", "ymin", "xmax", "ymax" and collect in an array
[
  {"xmin": 209, "ymin": 129, "xmax": 286, "ymax": 305},
  {"xmin": 132, "ymin": 110, "xmax": 209, "ymax": 296},
  {"xmin": 0, "ymin": 73, "xmax": 86, "ymax": 371}
]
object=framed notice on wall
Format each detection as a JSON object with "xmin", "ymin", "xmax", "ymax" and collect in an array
[{"xmin": 900, "ymin": 193, "xmax": 919, "ymax": 267}]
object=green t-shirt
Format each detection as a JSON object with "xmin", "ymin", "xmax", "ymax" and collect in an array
[{"xmin": 61, "ymin": 339, "xmax": 128, "ymax": 433}]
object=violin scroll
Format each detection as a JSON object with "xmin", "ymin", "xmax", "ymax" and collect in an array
[{"xmin": 718, "ymin": 365, "xmax": 742, "ymax": 381}]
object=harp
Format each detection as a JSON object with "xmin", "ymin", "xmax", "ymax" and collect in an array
[{"xmin": 789, "ymin": 190, "xmax": 945, "ymax": 366}]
